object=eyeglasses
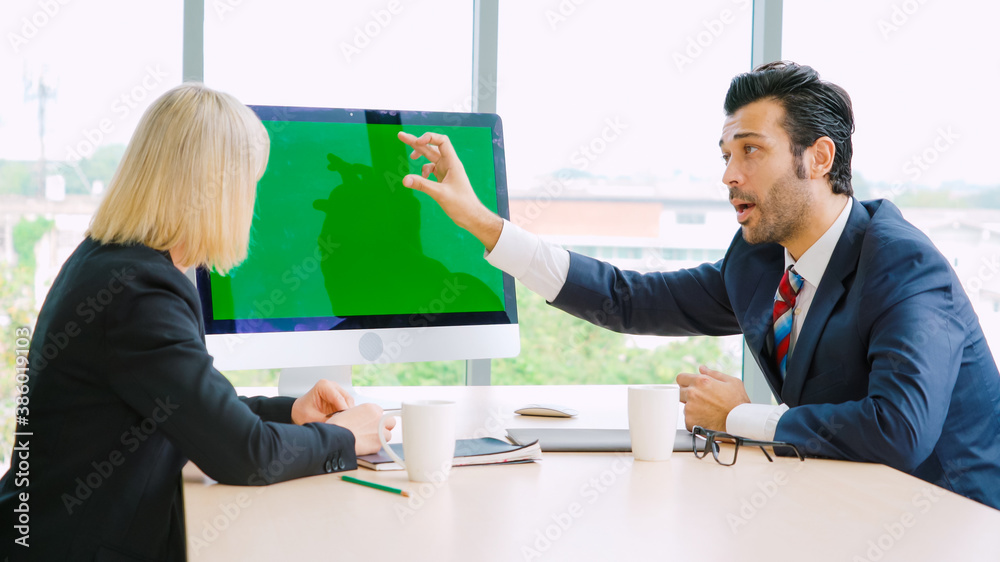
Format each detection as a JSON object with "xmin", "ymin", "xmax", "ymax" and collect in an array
[{"xmin": 691, "ymin": 426, "xmax": 805, "ymax": 466}]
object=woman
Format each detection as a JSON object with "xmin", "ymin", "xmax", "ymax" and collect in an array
[{"xmin": 0, "ymin": 83, "xmax": 393, "ymax": 561}]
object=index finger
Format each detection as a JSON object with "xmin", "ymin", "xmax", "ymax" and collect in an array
[
  {"xmin": 397, "ymin": 131, "xmax": 418, "ymax": 145},
  {"xmin": 698, "ymin": 365, "xmax": 733, "ymax": 382},
  {"xmin": 397, "ymin": 131, "xmax": 441, "ymax": 162},
  {"xmin": 675, "ymin": 372, "xmax": 698, "ymax": 387},
  {"xmin": 320, "ymin": 380, "xmax": 354, "ymax": 411},
  {"xmin": 412, "ymin": 131, "xmax": 459, "ymax": 161}
]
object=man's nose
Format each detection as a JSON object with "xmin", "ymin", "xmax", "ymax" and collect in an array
[{"xmin": 722, "ymin": 158, "xmax": 743, "ymax": 187}]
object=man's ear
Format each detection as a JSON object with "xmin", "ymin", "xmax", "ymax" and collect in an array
[{"xmin": 806, "ymin": 136, "xmax": 836, "ymax": 180}]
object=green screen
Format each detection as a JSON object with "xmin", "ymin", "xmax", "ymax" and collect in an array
[{"xmin": 209, "ymin": 120, "xmax": 504, "ymax": 320}]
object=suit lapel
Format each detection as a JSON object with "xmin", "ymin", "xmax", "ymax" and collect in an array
[{"xmin": 781, "ymin": 199, "xmax": 869, "ymax": 406}]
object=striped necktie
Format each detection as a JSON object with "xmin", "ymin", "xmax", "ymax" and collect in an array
[{"xmin": 772, "ymin": 266, "xmax": 804, "ymax": 379}]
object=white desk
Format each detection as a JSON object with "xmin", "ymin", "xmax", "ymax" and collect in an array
[{"xmin": 184, "ymin": 386, "xmax": 1000, "ymax": 561}]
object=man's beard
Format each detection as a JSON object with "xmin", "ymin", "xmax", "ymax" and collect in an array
[{"xmin": 732, "ymin": 164, "xmax": 813, "ymax": 246}]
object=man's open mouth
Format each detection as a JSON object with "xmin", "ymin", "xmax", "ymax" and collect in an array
[{"xmin": 735, "ymin": 203, "xmax": 756, "ymax": 222}]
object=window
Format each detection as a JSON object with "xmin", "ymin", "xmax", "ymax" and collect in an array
[
  {"xmin": 4, "ymin": 4, "xmax": 988, "ymax": 471},
  {"xmin": 204, "ymin": 0, "xmax": 475, "ymax": 387},
  {"xmin": 618, "ymin": 247, "xmax": 642, "ymax": 260},
  {"xmin": 661, "ymin": 248, "xmax": 688, "ymax": 261},
  {"xmin": 493, "ymin": 0, "xmax": 752, "ymax": 384},
  {"xmin": 9, "ymin": 4, "xmax": 984, "ymax": 396},
  {"xmin": 783, "ymin": 0, "xmax": 1000, "ymax": 352},
  {"xmin": 0, "ymin": 220, "xmax": 8, "ymax": 259},
  {"xmin": 0, "ymin": 0, "xmax": 183, "ymax": 476},
  {"xmin": 204, "ymin": 0, "xmax": 472, "ymax": 111},
  {"xmin": 677, "ymin": 212, "xmax": 707, "ymax": 224}
]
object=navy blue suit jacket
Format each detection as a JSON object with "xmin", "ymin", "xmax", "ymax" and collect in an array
[{"xmin": 551, "ymin": 198, "xmax": 1000, "ymax": 509}]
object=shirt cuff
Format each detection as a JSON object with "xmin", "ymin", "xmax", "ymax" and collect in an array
[
  {"xmin": 726, "ymin": 403, "xmax": 790, "ymax": 441},
  {"xmin": 484, "ymin": 219, "xmax": 570, "ymax": 303}
]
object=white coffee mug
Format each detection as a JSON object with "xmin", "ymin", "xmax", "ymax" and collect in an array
[
  {"xmin": 628, "ymin": 384, "xmax": 680, "ymax": 461},
  {"xmin": 378, "ymin": 400, "xmax": 457, "ymax": 482}
]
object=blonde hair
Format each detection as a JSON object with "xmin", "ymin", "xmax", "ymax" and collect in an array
[{"xmin": 88, "ymin": 82, "xmax": 269, "ymax": 274}]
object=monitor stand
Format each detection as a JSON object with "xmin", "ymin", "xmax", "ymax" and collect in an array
[{"xmin": 277, "ymin": 366, "xmax": 401, "ymax": 410}]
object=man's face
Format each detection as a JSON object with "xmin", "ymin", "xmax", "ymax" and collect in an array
[{"xmin": 719, "ymin": 99, "xmax": 813, "ymax": 246}]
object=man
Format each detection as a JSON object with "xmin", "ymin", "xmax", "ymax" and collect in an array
[{"xmin": 397, "ymin": 61, "xmax": 1000, "ymax": 510}]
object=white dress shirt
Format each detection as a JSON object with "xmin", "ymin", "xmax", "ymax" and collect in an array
[
  {"xmin": 726, "ymin": 197, "xmax": 853, "ymax": 440},
  {"xmin": 485, "ymin": 197, "xmax": 854, "ymax": 441}
]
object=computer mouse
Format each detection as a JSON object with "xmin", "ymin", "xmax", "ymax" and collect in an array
[{"xmin": 515, "ymin": 404, "xmax": 579, "ymax": 418}]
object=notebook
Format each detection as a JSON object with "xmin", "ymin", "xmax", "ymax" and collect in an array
[
  {"xmin": 505, "ymin": 428, "xmax": 695, "ymax": 453},
  {"xmin": 358, "ymin": 437, "xmax": 542, "ymax": 471}
]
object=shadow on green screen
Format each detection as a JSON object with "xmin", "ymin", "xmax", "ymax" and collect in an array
[{"xmin": 312, "ymin": 129, "xmax": 501, "ymax": 317}]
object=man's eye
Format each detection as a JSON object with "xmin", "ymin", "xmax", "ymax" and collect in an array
[
  {"xmin": 721, "ymin": 154, "xmax": 730, "ymax": 164},
  {"xmin": 745, "ymin": 146, "xmax": 758, "ymax": 155}
]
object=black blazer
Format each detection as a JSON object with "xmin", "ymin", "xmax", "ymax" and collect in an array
[{"xmin": 0, "ymin": 239, "xmax": 356, "ymax": 561}]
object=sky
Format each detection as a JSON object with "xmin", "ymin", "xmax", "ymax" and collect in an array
[{"xmin": 1, "ymin": 0, "xmax": 997, "ymax": 191}]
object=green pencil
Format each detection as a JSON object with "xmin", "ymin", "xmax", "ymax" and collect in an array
[{"xmin": 341, "ymin": 475, "xmax": 410, "ymax": 497}]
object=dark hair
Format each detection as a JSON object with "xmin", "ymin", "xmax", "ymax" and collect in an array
[{"xmin": 724, "ymin": 61, "xmax": 854, "ymax": 196}]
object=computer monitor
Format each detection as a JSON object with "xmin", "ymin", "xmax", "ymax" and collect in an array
[{"xmin": 195, "ymin": 106, "xmax": 519, "ymax": 400}]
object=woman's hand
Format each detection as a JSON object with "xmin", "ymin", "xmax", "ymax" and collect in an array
[
  {"xmin": 290, "ymin": 379, "xmax": 354, "ymax": 425},
  {"xmin": 326, "ymin": 403, "xmax": 396, "ymax": 455}
]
